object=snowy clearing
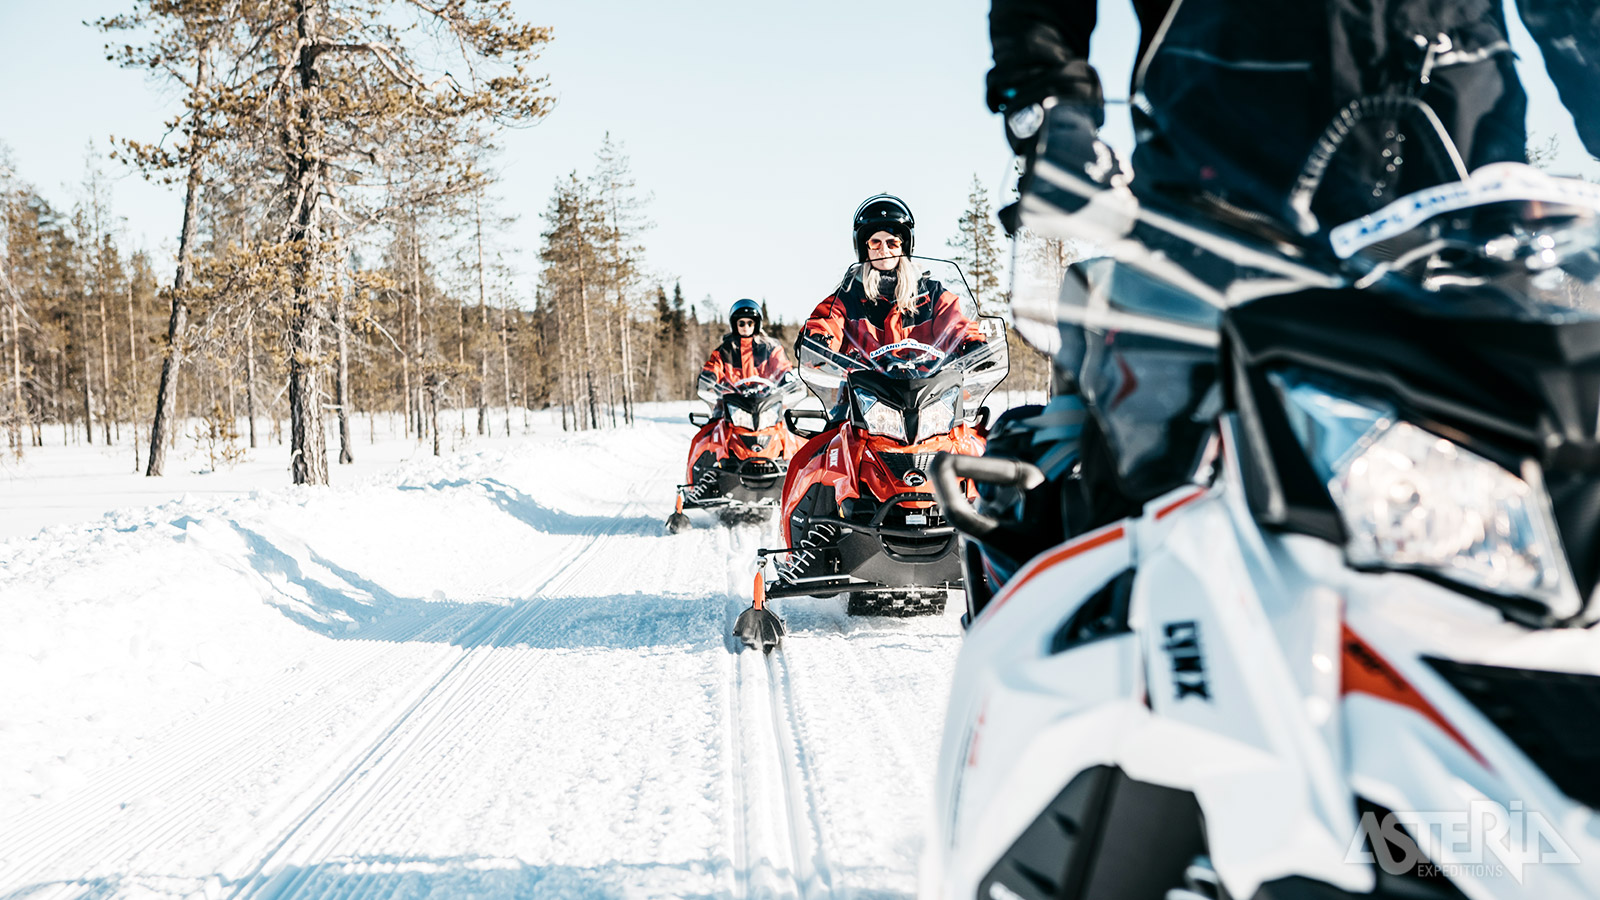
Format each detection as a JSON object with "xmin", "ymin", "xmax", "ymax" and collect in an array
[{"xmin": 0, "ymin": 404, "xmax": 962, "ymax": 899}]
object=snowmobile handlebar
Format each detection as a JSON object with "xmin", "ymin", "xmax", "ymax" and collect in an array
[{"xmin": 931, "ymin": 452, "xmax": 1046, "ymax": 538}]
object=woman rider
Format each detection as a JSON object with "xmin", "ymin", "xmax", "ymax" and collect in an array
[
  {"xmin": 799, "ymin": 194, "xmax": 984, "ymax": 365},
  {"xmin": 697, "ymin": 298, "xmax": 801, "ymax": 417}
]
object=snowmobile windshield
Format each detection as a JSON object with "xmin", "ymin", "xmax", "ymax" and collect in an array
[
  {"xmin": 700, "ymin": 371, "xmax": 806, "ymax": 409},
  {"xmin": 1009, "ymin": 164, "xmax": 1600, "ymax": 376},
  {"xmin": 796, "ymin": 257, "xmax": 1009, "ymax": 409},
  {"xmin": 1329, "ymin": 163, "xmax": 1600, "ymax": 322}
]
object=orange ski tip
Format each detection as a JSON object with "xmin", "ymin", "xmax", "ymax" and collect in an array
[{"xmin": 752, "ymin": 574, "xmax": 766, "ymax": 611}]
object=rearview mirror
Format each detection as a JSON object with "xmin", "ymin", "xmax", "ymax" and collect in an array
[
  {"xmin": 785, "ymin": 408, "xmax": 829, "ymax": 439},
  {"xmin": 689, "ymin": 411, "xmax": 712, "ymax": 426}
]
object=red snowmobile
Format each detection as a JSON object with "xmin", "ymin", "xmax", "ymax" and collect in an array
[
  {"xmin": 735, "ymin": 258, "xmax": 1009, "ymax": 650},
  {"xmin": 666, "ymin": 373, "xmax": 807, "ymax": 532}
]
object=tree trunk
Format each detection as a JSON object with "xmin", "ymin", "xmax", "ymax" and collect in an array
[
  {"xmin": 428, "ymin": 376, "xmax": 441, "ymax": 456},
  {"xmin": 6, "ymin": 298, "xmax": 22, "ymax": 455},
  {"xmin": 243, "ymin": 317, "xmax": 258, "ymax": 448},
  {"xmin": 98, "ymin": 286, "xmax": 114, "ymax": 446},
  {"xmin": 147, "ymin": 50, "xmax": 209, "ymax": 476},
  {"xmin": 499, "ymin": 305, "xmax": 512, "ymax": 437},
  {"xmin": 575, "ymin": 231, "xmax": 598, "ymax": 430},
  {"xmin": 286, "ymin": 0, "xmax": 328, "ymax": 486},
  {"xmin": 610, "ymin": 227, "xmax": 634, "ymax": 425},
  {"xmin": 474, "ymin": 193, "xmax": 489, "ymax": 436},
  {"xmin": 79, "ymin": 296, "xmax": 94, "ymax": 444},
  {"xmin": 399, "ymin": 288, "xmax": 412, "ymax": 436},
  {"xmin": 555, "ymin": 293, "xmax": 572, "ymax": 431},
  {"xmin": 411, "ymin": 223, "xmax": 425, "ymax": 440},
  {"xmin": 329, "ymin": 186, "xmax": 353, "ymax": 465},
  {"xmin": 334, "ymin": 290, "xmax": 353, "ymax": 464},
  {"xmin": 125, "ymin": 280, "xmax": 139, "ymax": 469}
]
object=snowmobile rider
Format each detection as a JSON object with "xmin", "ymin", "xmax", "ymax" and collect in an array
[
  {"xmin": 967, "ymin": 0, "xmax": 1600, "ymax": 590},
  {"xmin": 696, "ymin": 298, "xmax": 800, "ymax": 417},
  {"xmin": 799, "ymin": 194, "xmax": 985, "ymax": 364}
]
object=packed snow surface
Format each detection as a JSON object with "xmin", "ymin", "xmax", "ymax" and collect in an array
[{"xmin": 0, "ymin": 406, "xmax": 962, "ymax": 898}]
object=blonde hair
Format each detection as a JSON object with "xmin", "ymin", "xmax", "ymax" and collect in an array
[{"xmin": 861, "ymin": 254, "xmax": 921, "ymax": 315}]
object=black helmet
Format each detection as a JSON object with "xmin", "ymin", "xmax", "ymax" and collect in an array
[
  {"xmin": 853, "ymin": 193, "xmax": 914, "ymax": 262},
  {"xmin": 729, "ymin": 298, "xmax": 762, "ymax": 334}
]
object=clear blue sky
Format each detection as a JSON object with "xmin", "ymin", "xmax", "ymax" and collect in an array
[{"xmin": 0, "ymin": 1, "xmax": 1592, "ymax": 325}]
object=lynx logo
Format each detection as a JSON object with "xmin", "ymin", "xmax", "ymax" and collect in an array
[
  {"xmin": 828, "ymin": 448, "xmax": 839, "ymax": 467},
  {"xmin": 1162, "ymin": 620, "xmax": 1210, "ymax": 701}
]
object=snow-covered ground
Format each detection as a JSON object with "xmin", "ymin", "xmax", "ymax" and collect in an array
[{"xmin": 0, "ymin": 404, "xmax": 963, "ymax": 899}]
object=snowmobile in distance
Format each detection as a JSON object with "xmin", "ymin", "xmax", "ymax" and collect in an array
[
  {"xmin": 735, "ymin": 257, "xmax": 1009, "ymax": 651},
  {"xmin": 666, "ymin": 373, "xmax": 806, "ymax": 533},
  {"xmin": 925, "ymin": 154, "xmax": 1600, "ymax": 897}
]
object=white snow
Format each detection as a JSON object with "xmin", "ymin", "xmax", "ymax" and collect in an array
[{"xmin": 0, "ymin": 404, "xmax": 964, "ymax": 899}]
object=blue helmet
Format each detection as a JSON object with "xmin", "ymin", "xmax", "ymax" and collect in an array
[{"xmin": 729, "ymin": 298, "xmax": 762, "ymax": 333}]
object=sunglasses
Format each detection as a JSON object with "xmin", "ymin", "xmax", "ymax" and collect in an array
[{"xmin": 866, "ymin": 237, "xmax": 903, "ymax": 251}]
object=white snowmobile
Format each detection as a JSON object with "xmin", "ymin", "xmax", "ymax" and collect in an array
[{"xmin": 923, "ymin": 141, "xmax": 1600, "ymax": 898}]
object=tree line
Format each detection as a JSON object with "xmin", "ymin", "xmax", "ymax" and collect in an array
[
  {"xmin": 0, "ymin": 131, "xmax": 769, "ymax": 478},
  {"xmin": 1, "ymin": 1, "xmax": 1045, "ymax": 486}
]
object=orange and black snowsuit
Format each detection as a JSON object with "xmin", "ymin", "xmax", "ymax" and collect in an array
[
  {"xmin": 801, "ymin": 272, "xmax": 982, "ymax": 359},
  {"xmin": 697, "ymin": 333, "xmax": 795, "ymax": 406}
]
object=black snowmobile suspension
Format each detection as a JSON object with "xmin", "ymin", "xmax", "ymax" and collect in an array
[
  {"xmin": 774, "ymin": 521, "xmax": 839, "ymax": 583},
  {"xmin": 680, "ymin": 466, "xmax": 721, "ymax": 502}
]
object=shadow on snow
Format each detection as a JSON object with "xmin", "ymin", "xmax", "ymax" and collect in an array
[
  {"xmin": 0, "ymin": 853, "xmax": 908, "ymax": 900},
  {"xmin": 399, "ymin": 476, "xmax": 663, "ymax": 536},
  {"xmin": 229, "ymin": 521, "xmax": 722, "ymax": 651}
]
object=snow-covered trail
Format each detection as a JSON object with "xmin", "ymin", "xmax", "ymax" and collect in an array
[{"xmin": 0, "ymin": 410, "xmax": 962, "ymax": 899}]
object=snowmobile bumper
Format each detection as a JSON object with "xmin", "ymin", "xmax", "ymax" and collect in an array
[
  {"xmin": 764, "ymin": 492, "xmax": 963, "ymax": 599},
  {"xmin": 680, "ymin": 457, "xmax": 787, "ymax": 510}
]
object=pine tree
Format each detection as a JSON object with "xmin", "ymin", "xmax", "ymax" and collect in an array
[
  {"xmin": 590, "ymin": 135, "xmax": 651, "ymax": 425},
  {"xmin": 947, "ymin": 174, "xmax": 1005, "ymax": 316},
  {"xmin": 97, "ymin": 1, "xmax": 240, "ymax": 475},
  {"xmin": 106, "ymin": 0, "xmax": 554, "ymax": 483}
]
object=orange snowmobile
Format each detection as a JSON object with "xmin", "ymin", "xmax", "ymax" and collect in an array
[
  {"xmin": 735, "ymin": 258, "xmax": 1009, "ymax": 651},
  {"xmin": 665, "ymin": 372, "xmax": 807, "ymax": 532}
]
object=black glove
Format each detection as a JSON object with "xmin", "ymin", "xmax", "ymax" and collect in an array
[
  {"xmin": 1012, "ymin": 102, "xmax": 1136, "ymax": 244},
  {"xmin": 1003, "ymin": 102, "xmax": 1047, "ymax": 156},
  {"xmin": 1034, "ymin": 103, "xmax": 1124, "ymax": 200}
]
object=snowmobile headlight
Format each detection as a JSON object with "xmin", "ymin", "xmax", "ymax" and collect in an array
[
  {"xmin": 914, "ymin": 387, "xmax": 961, "ymax": 443},
  {"xmin": 855, "ymin": 387, "xmax": 906, "ymax": 441},
  {"xmin": 1271, "ymin": 371, "xmax": 1578, "ymax": 616},
  {"xmin": 728, "ymin": 406, "xmax": 755, "ymax": 431}
]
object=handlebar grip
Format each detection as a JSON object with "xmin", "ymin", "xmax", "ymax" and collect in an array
[
  {"xmin": 945, "ymin": 454, "xmax": 1047, "ymax": 491},
  {"xmin": 931, "ymin": 452, "xmax": 1047, "ymax": 538}
]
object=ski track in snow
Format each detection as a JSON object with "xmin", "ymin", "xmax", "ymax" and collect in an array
[{"xmin": 0, "ymin": 410, "xmax": 964, "ymax": 900}]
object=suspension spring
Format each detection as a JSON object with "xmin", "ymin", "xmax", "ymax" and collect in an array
[
  {"xmin": 777, "ymin": 522, "xmax": 840, "ymax": 582},
  {"xmin": 683, "ymin": 466, "xmax": 721, "ymax": 501}
]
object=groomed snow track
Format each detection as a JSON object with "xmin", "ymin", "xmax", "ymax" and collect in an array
[{"xmin": 0, "ymin": 413, "xmax": 961, "ymax": 899}]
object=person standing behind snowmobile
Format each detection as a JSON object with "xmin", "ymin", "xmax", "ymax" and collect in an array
[
  {"xmin": 697, "ymin": 298, "xmax": 799, "ymax": 416},
  {"xmin": 800, "ymin": 194, "xmax": 984, "ymax": 363}
]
